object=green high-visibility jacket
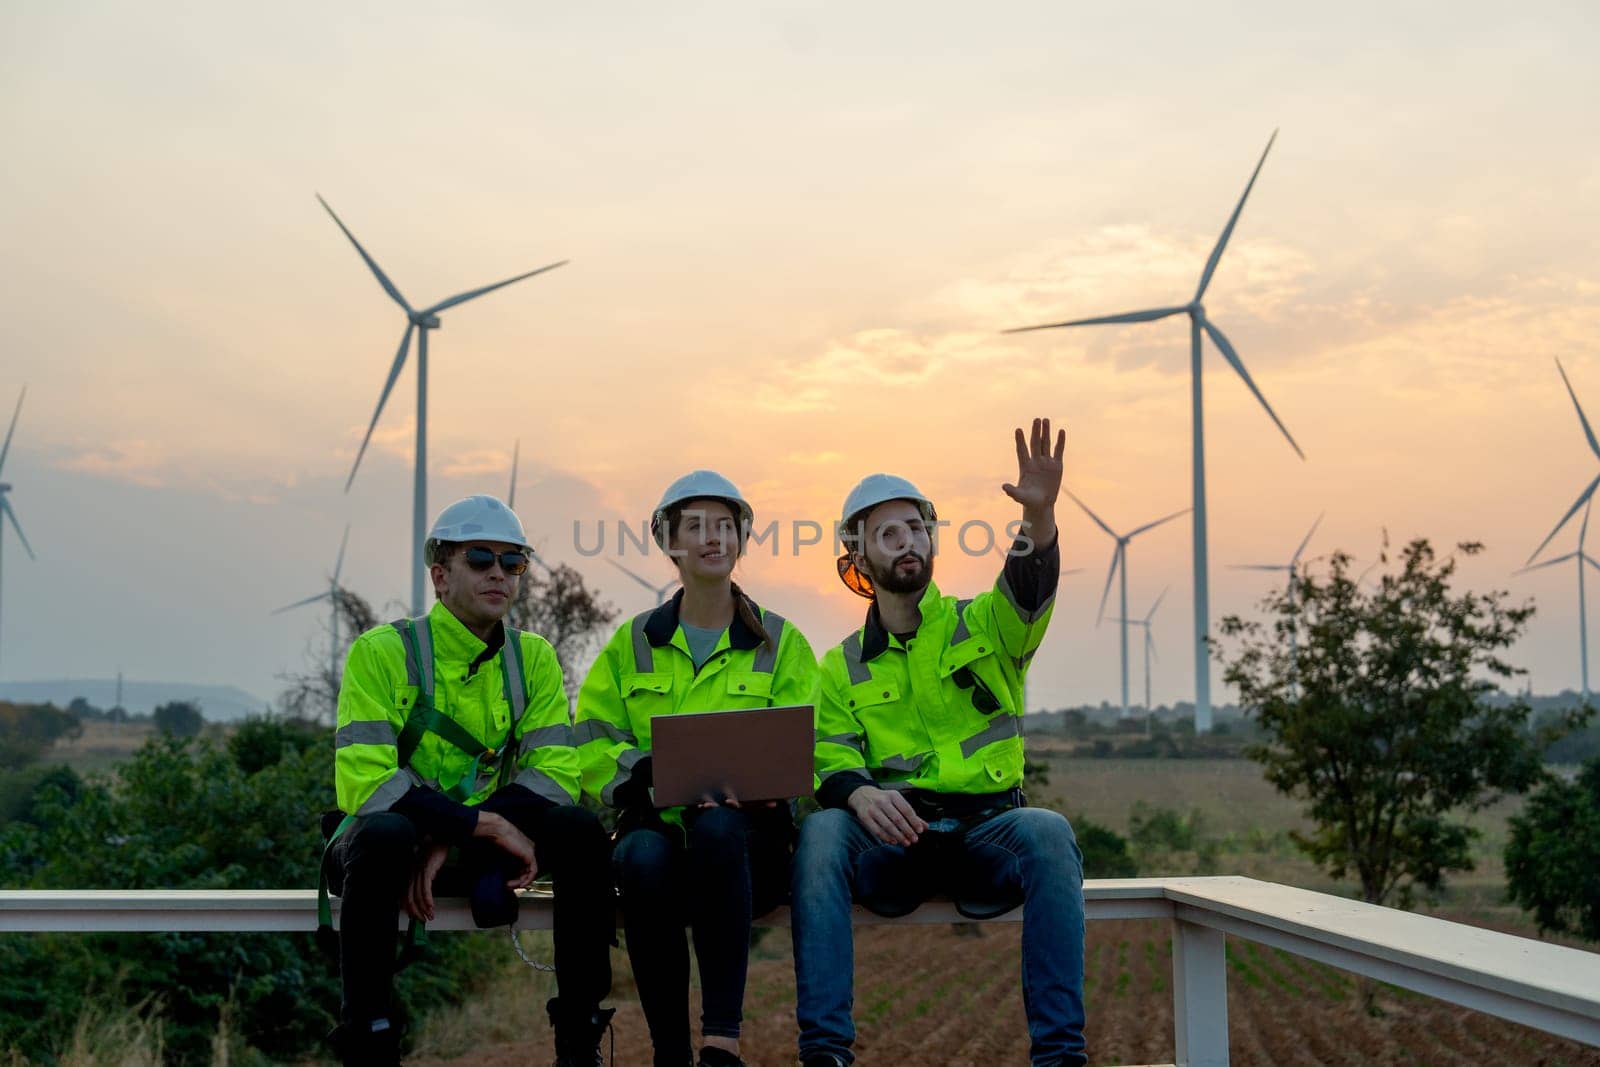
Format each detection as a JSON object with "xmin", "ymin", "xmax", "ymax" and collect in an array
[
  {"xmin": 812, "ymin": 567, "xmax": 1054, "ymax": 800},
  {"xmin": 574, "ymin": 591, "xmax": 817, "ymax": 821},
  {"xmin": 335, "ymin": 601, "xmax": 580, "ymax": 816}
]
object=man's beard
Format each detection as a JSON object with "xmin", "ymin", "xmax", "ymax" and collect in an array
[{"xmin": 867, "ymin": 550, "xmax": 933, "ymax": 596}]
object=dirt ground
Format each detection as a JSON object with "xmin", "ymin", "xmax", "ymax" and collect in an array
[{"xmin": 409, "ymin": 921, "xmax": 1600, "ymax": 1067}]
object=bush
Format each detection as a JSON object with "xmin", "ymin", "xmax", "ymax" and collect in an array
[
  {"xmin": 1072, "ymin": 815, "xmax": 1138, "ymax": 879},
  {"xmin": 1504, "ymin": 758, "xmax": 1600, "ymax": 942},
  {"xmin": 151, "ymin": 701, "xmax": 204, "ymax": 739},
  {"xmin": 0, "ymin": 702, "xmax": 82, "ymax": 769},
  {"xmin": 0, "ymin": 725, "xmax": 498, "ymax": 1064}
]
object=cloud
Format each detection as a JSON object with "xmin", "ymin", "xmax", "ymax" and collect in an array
[{"xmin": 53, "ymin": 440, "xmax": 173, "ymax": 488}]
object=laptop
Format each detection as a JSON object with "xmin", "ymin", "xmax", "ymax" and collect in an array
[{"xmin": 650, "ymin": 704, "xmax": 816, "ymax": 807}]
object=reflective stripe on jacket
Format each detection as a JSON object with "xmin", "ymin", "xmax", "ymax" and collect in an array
[{"xmin": 335, "ymin": 600, "xmax": 578, "ymax": 814}]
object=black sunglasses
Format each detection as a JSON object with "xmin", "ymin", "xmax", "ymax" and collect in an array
[{"xmin": 462, "ymin": 546, "xmax": 530, "ymax": 576}]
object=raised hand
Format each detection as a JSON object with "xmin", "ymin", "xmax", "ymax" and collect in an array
[{"xmin": 1001, "ymin": 417, "xmax": 1064, "ymax": 548}]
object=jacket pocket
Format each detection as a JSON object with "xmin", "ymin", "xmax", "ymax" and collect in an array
[{"xmin": 726, "ymin": 671, "xmax": 774, "ymax": 701}]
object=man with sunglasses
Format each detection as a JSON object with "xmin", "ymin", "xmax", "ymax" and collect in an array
[
  {"xmin": 327, "ymin": 495, "xmax": 614, "ymax": 1066},
  {"xmin": 792, "ymin": 419, "xmax": 1088, "ymax": 1067}
]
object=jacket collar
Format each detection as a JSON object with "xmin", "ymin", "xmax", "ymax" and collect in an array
[
  {"xmin": 859, "ymin": 580, "xmax": 943, "ymax": 662},
  {"xmin": 642, "ymin": 587, "xmax": 765, "ymax": 653},
  {"xmin": 428, "ymin": 600, "xmax": 505, "ymax": 665}
]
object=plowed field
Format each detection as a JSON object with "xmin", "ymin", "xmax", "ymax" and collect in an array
[{"xmin": 411, "ymin": 920, "xmax": 1600, "ymax": 1066}]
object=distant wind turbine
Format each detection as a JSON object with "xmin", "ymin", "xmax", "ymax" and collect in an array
[
  {"xmin": 1528, "ymin": 358, "xmax": 1600, "ymax": 567},
  {"xmin": 508, "ymin": 439, "xmax": 521, "ymax": 510},
  {"xmin": 607, "ymin": 558, "xmax": 679, "ymax": 608},
  {"xmin": 0, "ymin": 387, "xmax": 35, "ymax": 670},
  {"xmin": 1230, "ymin": 512, "xmax": 1323, "ymax": 670},
  {"xmin": 1006, "ymin": 131, "xmax": 1304, "ymax": 732},
  {"xmin": 1517, "ymin": 498, "xmax": 1599, "ymax": 700},
  {"xmin": 319, "ymin": 195, "xmax": 568, "ymax": 614},
  {"xmin": 1066, "ymin": 489, "xmax": 1188, "ymax": 719},
  {"xmin": 272, "ymin": 525, "xmax": 350, "ymax": 716},
  {"xmin": 1109, "ymin": 586, "xmax": 1167, "ymax": 713}
]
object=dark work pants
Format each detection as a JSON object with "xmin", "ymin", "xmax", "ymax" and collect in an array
[
  {"xmin": 327, "ymin": 800, "xmax": 614, "ymax": 1027},
  {"xmin": 613, "ymin": 804, "xmax": 793, "ymax": 1064}
]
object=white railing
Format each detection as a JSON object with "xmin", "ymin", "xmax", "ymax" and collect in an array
[{"xmin": 3, "ymin": 876, "xmax": 1598, "ymax": 1067}]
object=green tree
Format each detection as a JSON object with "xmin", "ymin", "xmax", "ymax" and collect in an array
[
  {"xmin": 151, "ymin": 700, "xmax": 204, "ymax": 738},
  {"xmin": 1504, "ymin": 757, "xmax": 1600, "ymax": 942},
  {"xmin": 0, "ymin": 701, "xmax": 83, "ymax": 769},
  {"xmin": 1218, "ymin": 538, "xmax": 1582, "ymax": 908}
]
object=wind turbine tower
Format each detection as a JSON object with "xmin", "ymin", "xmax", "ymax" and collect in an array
[
  {"xmin": 319, "ymin": 196, "xmax": 567, "ymax": 614},
  {"xmin": 0, "ymin": 388, "xmax": 36, "ymax": 671},
  {"xmin": 272, "ymin": 525, "xmax": 351, "ymax": 716},
  {"xmin": 1007, "ymin": 132, "xmax": 1305, "ymax": 732},
  {"xmin": 1066, "ymin": 489, "xmax": 1188, "ymax": 720},
  {"xmin": 1109, "ymin": 586, "xmax": 1168, "ymax": 714}
]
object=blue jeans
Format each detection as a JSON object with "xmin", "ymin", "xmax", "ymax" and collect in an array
[{"xmin": 792, "ymin": 805, "xmax": 1087, "ymax": 1067}]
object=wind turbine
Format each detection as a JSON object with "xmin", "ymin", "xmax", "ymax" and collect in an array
[
  {"xmin": 1528, "ymin": 358, "xmax": 1600, "ymax": 567},
  {"xmin": 319, "ymin": 195, "xmax": 568, "ymax": 614},
  {"xmin": 1066, "ymin": 489, "xmax": 1188, "ymax": 719},
  {"xmin": 0, "ymin": 388, "xmax": 35, "ymax": 670},
  {"xmin": 991, "ymin": 542, "xmax": 1085, "ymax": 712},
  {"xmin": 1230, "ymin": 512, "xmax": 1323, "ymax": 670},
  {"xmin": 1518, "ymin": 499, "xmax": 1599, "ymax": 700},
  {"xmin": 1006, "ymin": 132, "xmax": 1305, "ymax": 732},
  {"xmin": 1109, "ymin": 586, "xmax": 1167, "ymax": 713},
  {"xmin": 607, "ymin": 558, "xmax": 679, "ymax": 608},
  {"xmin": 508, "ymin": 439, "xmax": 521, "ymax": 510},
  {"xmin": 272, "ymin": 525, "xmax": 350, "ymax": 715}
]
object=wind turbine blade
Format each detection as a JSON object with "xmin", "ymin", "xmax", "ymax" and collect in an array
[
  {"xmin": 1146, "ymin": 586, "xmax": 1169, "ymax": 622},
  {"xmin": 1194, "ymin": 130, "xmax": 1277, "ymax": 302},
  {"xmin": 1526, "ymin": 472, "xmax": 1600, "ymax": 565},
  {"xmin": 606, "ymin": 557, "xmax": 660, "ymax": 595},
  {"xmin": 1291, "ymin": 512, "xmax": 1325, "ymax": 566},
  {"xmin": 1, "ymin": 499, "xmax": 34, "ymax": 560},
  {"xmin": 1147, "ymin": 630, "xmax": 1159, "ymax": 663},
  {"xmin": 1003, "ymin": 306, "xmax": 1188, "ymax": 334},
  {"xmin": 1063, "ymin": 488, "xmax": 1118, "ymax": 540},
  {"xmin": 1127, "ymin": 507, "xmax": 1191, "ymax": 540},
  {"xmin": 1582, "ymin": 553, "xmax": 1600, "ymax": 576},
  {"xmin": 345, "ymin": 324, "xmax": 415, "ymax": 491},
  {"xmin": 1095, "ymin": 544, "xmax": 1121, "ymax": 625},
  {"xmin": 1556, "ymin": 358, "xmax": 1600, "ymax": 461},
  {"xmin": 333, "ymin": 524, "xmax": 350, "ymax": 584},
  {"xmin": 424, "ymin": 261, "xmax": 568, "ymax": 315},
  {"xmin": 0, "ymin": 386, "xmax": 24, "ymax": 476},
  {"xmin": 1201, "ymin": 316, "xmax": 1305, "ymax": 460},
  {"xmin": 1063, "ymin": 567, "xmax": 1086, "ymax": 576},
  {"xmin": 1582, "ymin": 497, "xmax": 1593, "ymax": 553},
  {"xmin": 508, "ymin": 439, "xmax": 520, "ymax": 510},
  {"xmin": 1514, "ymin": 551, "xmax": 1578, "ymax": 576},
  {"xmin": 272, "ymin": 590, "xmax": 333, "ymax": 615},
  {"xmin": 1230, "ymin": 564, "xmax": 1289, "ymax": 572},
  {"xmin": 316, "ymin": 195, "xmax": 413, "ymax": 313}
]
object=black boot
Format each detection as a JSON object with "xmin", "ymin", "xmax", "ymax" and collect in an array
[
  {"xmin": 547, "ymin": 996, "xmax": 616, "ymax": 1067},
  {"xmin": 327, "ymin": 1016, "xmax": 401, "ymax": 1067},
  {"xmin": 697, "ymin": 1046, "xmax": 745, "ymax": 1067}
]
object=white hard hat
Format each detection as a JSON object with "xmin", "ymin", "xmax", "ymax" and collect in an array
[
  {"xmin": 836, "ymin": 473, "xmax": 937, "ymax": 599},
  {"xmin": 651, "ymin": 470, "xmax": 754, "ymax": 547},
  {"xmin": 839, "ymin": 473, "xmax": 935, "ymax": 531},
  {"xmin": 425, "ymin": 494, "xmax": 530, "ymax": 563}
]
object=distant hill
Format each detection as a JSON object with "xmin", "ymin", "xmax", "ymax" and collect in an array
[{"xmin": 0, "ymin": 680, "xmax": 271, "ymax": 722}]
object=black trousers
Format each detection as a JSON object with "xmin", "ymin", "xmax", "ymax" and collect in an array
[
  {"xmin": 613, "ymin": 804, "xmax": 793, "ymax": 1063},
  {"xmin": 327, "ymin": 800, "xmax": 614, "ymax": 1026}
]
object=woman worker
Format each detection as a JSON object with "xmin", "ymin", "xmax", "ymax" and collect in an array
[{"xmin": 575, "ymin": 471, "xmax": 818, "ymax": 1067}]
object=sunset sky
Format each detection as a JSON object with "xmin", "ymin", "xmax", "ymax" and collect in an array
[{"xmin": 1, "ymin": 2, "xmax": 1597, "ymax": 714}]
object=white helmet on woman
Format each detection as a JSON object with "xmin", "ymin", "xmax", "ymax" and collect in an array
[{"xmin": 650, "ymin": 470, "xmax": 754, "ymax": 548}]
